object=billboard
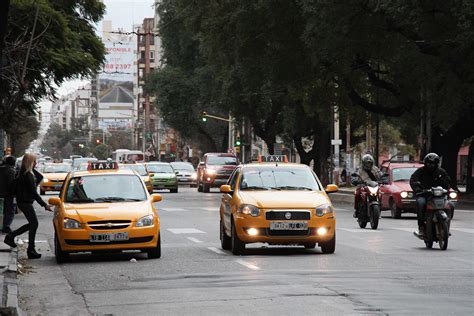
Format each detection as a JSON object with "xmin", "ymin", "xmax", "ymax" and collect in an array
[{"xmin": 98, "ymin": 31, "xmax": 135, "ymax": 131}]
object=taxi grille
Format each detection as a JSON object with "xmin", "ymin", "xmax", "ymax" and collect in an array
[
  {"xmin": 65, "ymin": 236, "xmax": 153, "ymax": 245},
  {"xmin": 88, "ymin": 220, "xmax": 131, "ymax": 230},
  {"xmin": 265, "ymin": 211, "xmax": 311, "ymax": 220},
  {"xmin": 266, "ymin": 229, "xmax": 310, "ymax": 237}
]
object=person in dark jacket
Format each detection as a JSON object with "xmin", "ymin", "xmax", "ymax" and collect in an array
[
  {"xmin": 4, "ymin": 153, "xmax": 51, "ymax": 259},
  {"xmin": 409, "ymin": 153, "xmax": 455, "ymax": 237},
  {"xmin": 0, "ymin": 155, "xmax": 17, "ymax": 234}
]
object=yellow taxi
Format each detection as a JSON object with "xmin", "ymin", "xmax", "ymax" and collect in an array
[
  {"xmin": 48, "ymin": 161, "xmax": 162, "ymax": 263},
  {"xmin": 118, "ymin": 163, "xmax": 153, "ymax": 193},
  {"xmin": 40, "ymin": 163, "xmax": 72, "ymax": 195},
  {"xmin": 219, "ymin": 155, "xmax": 338, "ymax": 255}
]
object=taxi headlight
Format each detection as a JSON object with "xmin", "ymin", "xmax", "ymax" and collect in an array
[
  {"xmin": 63, "ymin": 218, "xmax": 82, "ymax": 229},
  {"xmin": 238, "ymin": 204, "xmax": 260, "ymax": 217},
  {"xmin": 43, "ymin": 177, "xmax": 49, "ymax": 183},
  {"xmin": 316, "ymin": 204, "xmax": 334, "ymax": 217},
  {"xmin": 136, "ymin": 214, "xmax": 154, "ymax": 227},
  {"xmin": 449, "ymin": 192, "xmax": 458, "ymax": 199},
  {"xmin": 400, "ymin": 191, "xmax": 408, "ymax": 199}
]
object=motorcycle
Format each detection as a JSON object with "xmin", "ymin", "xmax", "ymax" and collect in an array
[
  {"xmin": 351, "ymin": 174, "xmax": 383, "ymax": 230},
  {"xmin": 414, "ymin": 186, "xmax": 453, "ymax": 250}
]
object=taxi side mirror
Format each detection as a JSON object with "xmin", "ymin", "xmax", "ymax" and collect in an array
[
  {"xmin": 149, "ymin": 173, "xmax": 154, "ymax": 177},
  {"xmin": 220, "ymin": 185, "xmax": 232, "ymax": 194},
  {"xmin": 325, "ymin": 184, "xmax": 339, "ymax": 193},
  {"xmin": 49, "ymin": 197, "xmax": 61, "ymax": 205},
  {"xmin": 151, "ymin": 194, "xmax": 162, "ymax": 203}
]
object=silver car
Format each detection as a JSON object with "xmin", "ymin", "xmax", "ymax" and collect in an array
[{"xmin": 170, "ymin": 162, "xmax": 197, "ymax": 187}]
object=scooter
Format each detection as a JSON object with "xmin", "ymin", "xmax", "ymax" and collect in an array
[
  {"xmin": 414, "ymin": 186, "xmax": 453, "ymax": 250},
  {"xmin": 352, "ymin": 174, "xmax": 381, "ymax": 230}
]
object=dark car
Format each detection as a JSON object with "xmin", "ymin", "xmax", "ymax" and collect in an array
[
  {"xmin": 197, "ymin": 153, "xmax": 238, "ymax": 193},
  {"xmin": 170, "ymin": 162, "xmax": 197, "ymax": 187}
]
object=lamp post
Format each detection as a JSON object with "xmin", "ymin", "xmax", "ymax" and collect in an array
[{"xmin": 201, "ymin": 112, "xmax": 234, "ymax": 151}]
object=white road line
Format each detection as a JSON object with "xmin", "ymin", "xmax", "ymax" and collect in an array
[
  {"xmin": 186, "ymin": 237, "xmax": 203, "ymax": 243},
  {"xmin": 167, "ymin": 228, "xmax": 206, "ymax": 234},
  {"xmin": 235, "ymin": 259, "xmax": 260, "ymax": 270},
  {"xmin": 200, "ymin": 207, "xmax": 219, "ymax": 212},
  {"xmin": 392, "ymin": 228, "xmax": 416, "ymax": 232},
  {"xmin": 161, "ymin": 207, "xmax": 188, "ymax": 212},
  {"xmin": 451, "ymin": 228, "xmax": 474, "ymax": 234},
  {"xmin": 21, "ymin": 239, "xmax": 48, "ymax": 243},
  {"xmin": 456, "ymin": 210, "xmax": 474, "ymax": 213},
  {"xmin": 338, "ymin": 228, "xmax": 381, "ymax": 233},
  {"xmin": 207, "ymin": 247, "xmax": 226, "ymax": 255}
]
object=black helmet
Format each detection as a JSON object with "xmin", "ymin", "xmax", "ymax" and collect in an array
[
  {"xmin": 423, "ymin": 153, "xmax": 440, "ymax": 171},
  {"xmin": 3, "ymin": 155, "xmax": 16, "ymax": 166},
  {"xmin": 361, "ymin": 154, "xmax": 375, "ymax": 171}
]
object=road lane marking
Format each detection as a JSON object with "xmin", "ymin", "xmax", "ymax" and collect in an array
[
  {"xmin": 207, "ymin": 247, "xmax": 226, "ymax": 255},
  {"xmin": 187, "ymin": 237, "xmax": 203, "ymax": 243},
  {"xmin": 456, "ymin": 210, "xmax": 473, "ymax": 213},
  {"xmin": 200, "ymin": 207, "xmax": 219, "ymax": 212},
  {"xmin": 161, "ymin": 207, "xmax": 188, "ymax": 212},
  {"xmin": 338, "ymin": 228, "xmax": 381, "ymax": 233},
  {"xmin": 451, "ymin": 228, "xmax": 474, "ymax": 234},
  {"xmin": 167, "ymin": 228, "xmax": 206, "ymax": 234},
  {"xmin": 235, "ymin": 259, "xmax": 260, "ymax": 270},
  {"xmin": 392, "ymin": 228, "xmax": 416, "ymax": 232}
]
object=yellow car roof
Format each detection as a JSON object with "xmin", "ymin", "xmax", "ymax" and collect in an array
[
  {"xmin": 243, "ymin": 162, "xmax": 310, "ymax": 169},
  {"xmin": 71, "ymin": 169, "xmax": 136, "ymax": 177}
]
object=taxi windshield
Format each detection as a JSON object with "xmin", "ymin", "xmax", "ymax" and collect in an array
[
  {"xmin": 392, "ymin": 167, "xmax": 418, "ymax": 181},
  {"xmin": 147, "ymin": 164, "xmax": 173, "ymax": 173},
  {"xmin": 65, "ymin": 175, "xmax": 147, "ymax": 203},
  {"xmin": 121, "ymin": 164, "xmax": 147, "ymax": 176},
  {"xmin": 207, "ymin": 156, "xmax": 237, "ymax": 166},
  {"xmin": 170, "ymin": 162, "xmax": 194, "ymax": 171},
  {"xmin": 43, "ymin": 164, "xmax": 71, "ymax": 173},
  {"xmin": 240, "ymin": 167, "xmax": 321, "ymax": 191}
]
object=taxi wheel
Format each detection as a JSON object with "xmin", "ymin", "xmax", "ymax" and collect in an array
[
  {"xmin": 231, "ymin": 219, "xmax": 245, "ymax": 255},
  {"xmin": 220, "ymin": 219, "xmax": 231, "ymax": 250},
  {"xmin": 170, "ymin": 188, "xmax": 178, "ymax": 193},
  {"xmin": 390, "ymin": 200, "xmax": 402, "ymax": 219},
  {"xmin": 197, "ymin": 181, "xmax": 203, "ymax": 192},
  {"xmin": 147, "ymin": 233, "xmax": 161, "ymax": 259},
  {"xmin": 54, "ymin": 232, "xmax": 69, "ymax": 264},
  {"xmin": 320, "ymin": 233, "xmax": 336, "ymax": 254}
]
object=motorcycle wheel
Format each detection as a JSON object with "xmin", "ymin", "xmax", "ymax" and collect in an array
[
  {"xmin": 437, "ymin": 221, "xmax": 449, "ymax": 250},
  {"xmin": 358, "ymin": 219, "xmax": 368, "ymax": 229},
  {"xmin": 370, "ymin": 205, "xmax": 380, "ymax": 230}
]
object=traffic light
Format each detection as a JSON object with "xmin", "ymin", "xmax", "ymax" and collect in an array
[
  {"xmin": 78, "ymin": 144, "xmax": 85, "ymax": 149},
  {"xmin": 234, "ymin": 137, "xmax": 241, "ymax": 146},
  {"xmin": 201, "ymin": 111, "xmax": 208, "ymax": 122},
  {"xmin": 96, "ymin": 139, "xmax": 101, "ymax": 144}
]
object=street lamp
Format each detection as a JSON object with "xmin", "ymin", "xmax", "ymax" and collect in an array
[{"xmin": 201, "ymin": 111, "xmax": 234, "ymax": 151}]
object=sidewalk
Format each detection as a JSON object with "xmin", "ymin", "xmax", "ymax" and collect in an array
[{"xmin": 0, "ymin": 239, "xmax": 19, "ymax": 315}]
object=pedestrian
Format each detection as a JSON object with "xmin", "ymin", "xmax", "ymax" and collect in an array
[
  {"xmin": 4, "ymin": 153, "xmax": 52, "ymax": 259},
  {"xmin": 0, "ymin": 155, "xmax": 18, "ymax": 234},
  {"xmin": 340, "ymin": 167, "xmax": 347, "ymax": 185}
]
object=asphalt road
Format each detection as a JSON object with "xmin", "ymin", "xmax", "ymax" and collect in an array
[{"xmin": 16, "ymin": 187, "xmax": 474, "ymax": 315}]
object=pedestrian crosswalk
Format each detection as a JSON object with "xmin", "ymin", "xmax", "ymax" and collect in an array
[
  {"xmin": 338, "ymin": 227, "xmax": 474, "ymax": 234},
  {"xmin": 160, "ymin": 207, "xmax": 219, "ymax": 212}
]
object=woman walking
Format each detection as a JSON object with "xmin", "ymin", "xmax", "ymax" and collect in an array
[{"xmin": 4, "ymin": 153, "xmax": 51, "ymax": 259}]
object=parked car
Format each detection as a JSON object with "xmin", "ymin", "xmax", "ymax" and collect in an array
[
  {"xmin": 170, "ymin": 162, "xmax": 197, "ymax": 187},
  {"xmin": 146, "ymin": 162, "xmax": 178, "ymax": 193},
  {"xmin": 196, "ymin": 153, "xmax": 239, "ymax": 193}
]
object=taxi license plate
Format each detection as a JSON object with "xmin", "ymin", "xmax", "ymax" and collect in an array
[
  {"xmin": 270, "ymin": 221, "xmax": 308, "ymax": 230},
  {"xmin": 89, "ymin": 232, "xmax": 129, "ymax": 242}
]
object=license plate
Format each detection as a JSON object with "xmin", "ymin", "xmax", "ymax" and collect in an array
[
  {"xmin": 270, "ymin": 221, "xmax": 308, "ymax": 230},
  {"xmin": 89, "ymin": 232, "xmax": 129, "ymax": 242}
]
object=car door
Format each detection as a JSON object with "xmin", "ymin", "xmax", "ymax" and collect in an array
[{"xmin": 222, "ymin": 168, "xmax": 240, "ymax": 234}]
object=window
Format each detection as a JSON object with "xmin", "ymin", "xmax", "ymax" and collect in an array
[
  {"xmin": 228, "ymin": 168, "xmax": 240, "ymax": 190},
  {"xmin": 239, "ymin": 167, "xmax": 321, "ymax": 191},
  {"xmin": 150, "ymin": 51, "xmax": 154, "ymax": 62},
  {"xmin": 140, "ymin": 51, "xmax": 145, "ymax": 62}
]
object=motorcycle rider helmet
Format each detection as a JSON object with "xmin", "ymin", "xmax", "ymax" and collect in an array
[
  {"xmin": 423, "ymin": 153, "xmax": 440, "ymax": 171},
  {"xmin": 361, "ymin": 154, "xmax": 375, "ymax": 171}
]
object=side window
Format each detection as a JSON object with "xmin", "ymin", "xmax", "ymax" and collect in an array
[{"xmin": 228, "ymin": 168, "xmax": 240, "ymax": 190}]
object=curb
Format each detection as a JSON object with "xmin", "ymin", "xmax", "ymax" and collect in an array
[
  {"xmin": 0, "ymin": 246, "xmax": 19, "ymax": 316},
  {"xmin": 329, "ymin": 191, "xmax": 354, "ymax": 205}
]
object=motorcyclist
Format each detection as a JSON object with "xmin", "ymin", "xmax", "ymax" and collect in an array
[
  {"xmin": 353, "ymin": 154, "xmax": 383, "ymax": 218},
  {"xmin": 410, "ymin": 153, "xmax": 455, "ymax": 238}
]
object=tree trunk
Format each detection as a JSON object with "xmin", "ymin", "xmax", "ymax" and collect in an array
[
  {"xmin": 466, "ymin": 141, "xmax": 473, "ymax": 193},
  {"xmin": 313, "ymin": 126, "xmax": 331, "ymax": 185},
  {"xmin": 432, "ymin": 130, "xmax": 464, "ymax": 188},
  {"xmin": 293, "ymin": 136, "xmax": 313, "ymax": 165}
]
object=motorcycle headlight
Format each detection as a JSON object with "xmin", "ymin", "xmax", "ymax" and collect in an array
[
  {"xmin": 433, "ymin": 188, "xmax": 443, "ymax": 196},
  {"xmin": 316, "ymin": 204, "xmax": 333, "ymax": 217},
  {"xmin": 63, "ymin": 218, "xmax": 82, "ymax": 229},
  {"xmin": 368, "ymin": 186, "xmax": 378, "ymax": 195},
  {"xmin": 206, "ymin": 169, "xmax": 216, "ymax": 175},
  {"xmin": 191, "ymin": 172, "xmax": 197, "ymax": 180},
  {"xmin": 238, "ymin": 204, "xmax": 260, "ymax": 217},
  {"xmin": 136, "ymin": 214, "xmax": 154, "ymax": 227},
  {"xmin": 449, "ymin": 192, "xmax": 458, "ymax": 199},
  {"xmin": 400, "ymin": 191, "xmax": 408, "ymax": 198}
]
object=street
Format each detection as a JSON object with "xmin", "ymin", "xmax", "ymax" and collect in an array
[{"xmin": 16, "ymin": 187, "xmax": 474, "ymax": 315}]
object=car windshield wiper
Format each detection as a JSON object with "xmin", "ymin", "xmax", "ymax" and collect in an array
[
  {"xmin": 66, "ymin": 198, "xmax": 95, "ymax": 203},
  {"xmin": 393, "ymin": 179, "xmax": 408, "ymax": 182},
  {"xmin": 276, "ymin": 186, "xmax": 313, "ymax": 191},
  {"xmin": 94, "ymin": 197, "xmax": 143, "ymax": 202},
  {"xmin": 241, "ymin": 186, "xmax": 271, "ymax": 190}
]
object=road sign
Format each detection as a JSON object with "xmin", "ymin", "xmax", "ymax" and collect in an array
[{"xmin": 331, "ymin": 139, "xmax": 342, "ymax": 145}]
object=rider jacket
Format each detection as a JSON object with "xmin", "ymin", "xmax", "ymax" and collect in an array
[
  {"xmin": 357, "ymin": 166, "xmax": 382, "ymax": 184},
  {"xmin": 409, "ymin": 167, "xmax": 451, "ymax": 193}
]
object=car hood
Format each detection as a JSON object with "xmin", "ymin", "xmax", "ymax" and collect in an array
[
  {"xmin": 63, "ymin": 201, "xmax": 151, "ymax": 223},
  {"xmin": 151, "ymin": 173, "xmax": 176, "ymax": 179},
  {"xmin": 43, "ymin": 173, "xmax": 68, "ymax": 181},
  {"xmin": 175, "ymin": 170, "xmax": 194, "ymax": 176},
  {"xmin": 207, "ymin": 165, "xmax": 237, "ymax": 171},
  {"xmin": 391, "ymin": 181, "xmax": 412, "ymax": 192},
  {"xmin": 238, "ymin": 190, "xmax": 331, "ymax": 209}
]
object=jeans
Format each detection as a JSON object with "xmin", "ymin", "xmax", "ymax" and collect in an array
[
  {"xmin": 11, "ymin": 203, "xmax": 38, "ymax": 250},
  {"xmin": 416, "ymin": 196, "xmax": 427, "ymax": 228},
  {"xmin": 2, "ymin": 196, "xmax": 15, "ymax": 230}
]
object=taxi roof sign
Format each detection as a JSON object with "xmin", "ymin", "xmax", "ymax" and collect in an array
[
  {"xmin": 88, "ymin": 161, "xmax": 119, "ymax": 171},
  {"xmin": 258, "ymin": 155, "xmax": 288, "ymax": 163}
]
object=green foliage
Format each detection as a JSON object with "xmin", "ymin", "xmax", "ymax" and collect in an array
[{"xmin": 92, "ymin": 144, "xmax": 111, "ymax": 160}]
